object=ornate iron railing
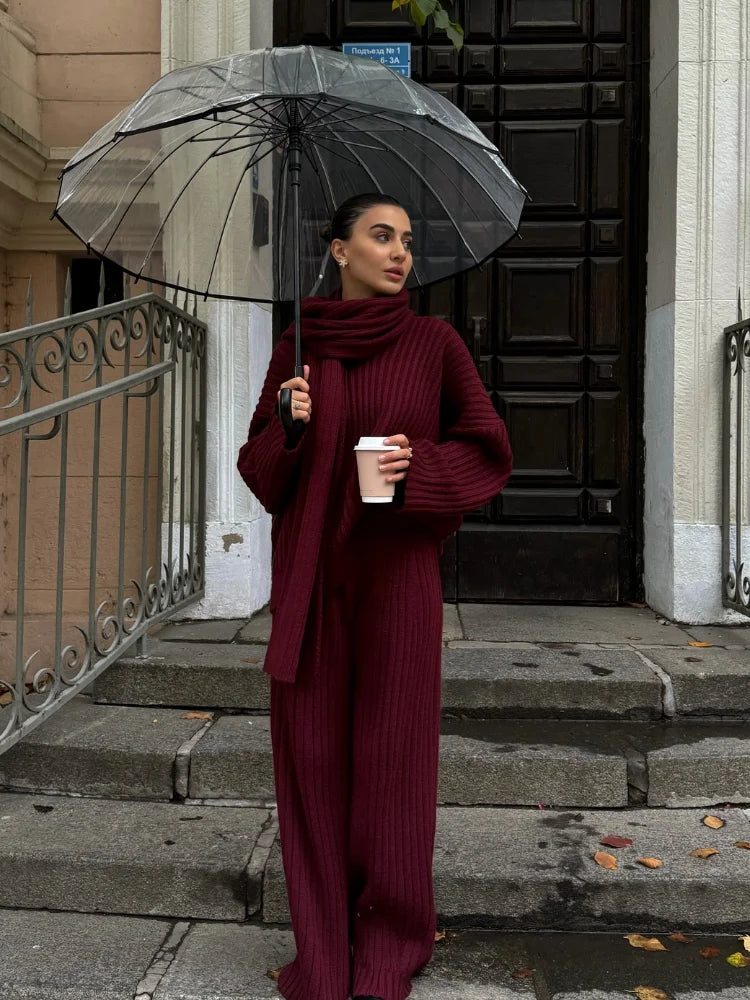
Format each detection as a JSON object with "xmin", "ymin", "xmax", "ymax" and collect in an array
[
  {"xmin": 722, "ymin": 296, "xmax": 750, "ymax": 617},
  {"xmin": 0, "ymin": 276, "xmax": 206, "ymax": 755}
]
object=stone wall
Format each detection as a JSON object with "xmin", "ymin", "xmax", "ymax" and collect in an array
[
  {"xmin": 8, "ymin": 0, "xmax": 159, "ymax": 148},
  {"xmin": 645, "ymin": 0, "xmax": 750, "ymax": 622},
  {"xmin": 161, "ymin": 0, "xmax": 275, "ymax": 618}
]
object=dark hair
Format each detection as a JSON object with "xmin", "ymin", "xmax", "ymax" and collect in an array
[{"xmin": 319, "ymin": 193, "xmax": 406, "ymax": 244}]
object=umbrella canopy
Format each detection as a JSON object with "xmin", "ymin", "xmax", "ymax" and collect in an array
[{"xmin": 54, "ymin": 44, "xmax": 527, "ymax": 303}]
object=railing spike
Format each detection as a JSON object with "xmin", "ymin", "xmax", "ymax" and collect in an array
[
  {"xmin": 124, "ymin": 272, "xmax": 131, "ymax": 299},
  {"xmin": 63, "ymin": 268, "xmax": 72, "ymax": 318},
  {"xmin": 183, "ymin": 289, "xmax": 189, "ymax": 313},
  {"xmin": 192, "ymin": 292, "xmax": 198, "ymax": 318},
  {"xmin": 97, "ymin": 261, "xmax": 105, "ymax": 308},
  {"xmin": 25, "ymin": 278, "xmax": 34, "ymax": 325},
  {"xmin": 146, "ymin": 277, "xmax": 153, "ymax": 293},
  {"xmin": 739, "ymin": 288, "xmax": 743, "ymax": 323},
  {"xmin": 172, "ymin": 273, "xmax": 180, "ymax": 306}
]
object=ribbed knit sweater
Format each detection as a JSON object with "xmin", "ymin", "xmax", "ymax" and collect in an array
[{"xmin": 237, "ymin": 303, "xmax": 513, "ymax": 683}]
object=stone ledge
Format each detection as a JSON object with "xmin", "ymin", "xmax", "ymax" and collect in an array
[
  {"xmin": 0, "ymin": 794, "xmax": 270, "ymax": 920},
  {"xmin": 264, "ymin": 805, "xmax": 750, "ymax": 932}
]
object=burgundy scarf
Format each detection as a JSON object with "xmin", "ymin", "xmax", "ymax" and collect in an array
[{"xmin": 264, "ymin": 287, "xmax": 414, "ymax": 684}]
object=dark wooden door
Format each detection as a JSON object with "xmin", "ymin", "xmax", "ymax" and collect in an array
[{"xmin": 274, "ymin": 0, "xmax": 647, "ymax": 604}]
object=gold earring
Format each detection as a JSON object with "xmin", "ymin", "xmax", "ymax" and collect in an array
[{"xmin": 337, "ymin": 259, "xmax": 348, "ymax": 268}]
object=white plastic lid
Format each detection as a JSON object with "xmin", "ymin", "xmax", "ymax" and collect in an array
[{"xmin": 354, "ymin": 436, "xmax": 398, "ymax": 450}]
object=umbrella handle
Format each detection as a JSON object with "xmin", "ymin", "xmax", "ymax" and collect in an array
[
  {"xmin": 278, "ymin": 362, "xmax": 305, "ymax": 442},
  {"xmin": 278, "ymin": 387, "xmax": 295, "ymax": 434}
]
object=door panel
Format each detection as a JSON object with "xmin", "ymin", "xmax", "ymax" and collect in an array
[
  {"xmin": 500, "ymin": 260, "xmax": 586, "ymax": 348},
  {"xmin": 274, "ymin": 0, "xmax": 646, "ymax": 603}
]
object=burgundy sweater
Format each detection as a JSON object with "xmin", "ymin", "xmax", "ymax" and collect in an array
[{"xmin": 237, "ymin": 310, "xmax": 513, "ymax": 683}]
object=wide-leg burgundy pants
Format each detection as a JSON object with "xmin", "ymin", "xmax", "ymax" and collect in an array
[{"xmin": 269, "ymin": 529, "xmax": 444, "ymax": 1000}]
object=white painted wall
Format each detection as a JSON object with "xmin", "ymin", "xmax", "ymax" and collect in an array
[
  {"xmin": 161, "ymin": 0, "xmax": 274, "ymax": 618},
  {"xmin": 645, "ymin": 0, "xmax": 750, "ymax": 622}
]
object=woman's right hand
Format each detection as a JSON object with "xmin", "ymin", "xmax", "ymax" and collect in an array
[{"xmin": 278, "ymin": 364, "xmax": 312, "ymax": 423}]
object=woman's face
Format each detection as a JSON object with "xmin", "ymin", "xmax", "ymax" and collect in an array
[{"xmin": 332, "ymin": 203, "xmax": 413, "ymax": 299}]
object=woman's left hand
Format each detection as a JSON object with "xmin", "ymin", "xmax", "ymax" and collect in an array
[{"xmin": 380, "ymin": 434, "xmax": 412, "ymax": 483}]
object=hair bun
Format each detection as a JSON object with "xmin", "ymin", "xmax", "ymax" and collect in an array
[{"xmin": 319, "ymin": 222, "xmax": 333, "ymax": 243}]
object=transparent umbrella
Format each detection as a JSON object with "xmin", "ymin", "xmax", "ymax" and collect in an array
[{"xmin": 53, "ymin": 44, "xmax": 527, "ymax": 432}]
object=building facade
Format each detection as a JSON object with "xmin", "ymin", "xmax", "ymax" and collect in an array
[{"xmin": 1, "ymin": 0, "xmax": 748, "ymax": 625}]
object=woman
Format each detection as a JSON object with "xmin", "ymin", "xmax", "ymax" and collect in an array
[{"xmin": 237, "ymin": 193, "xmax": 513, "ymax": 1000}]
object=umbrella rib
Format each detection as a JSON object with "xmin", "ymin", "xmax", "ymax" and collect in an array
[
  {"xmin": 204, "ymin": 133, "xmax": 288, "ymax": 297},
  {"xmin": 301, "ymin": 143, "xmax": 336, "ymax": 295},
  {"xmin": 222, "ymin": 97, "xmax": 288, "ymax": 126},
  {"xmin": 313, "ymin": 130, "xmax": 385, "ymax": 194},
  {"xmin": 295, "ymin": 94, "xmax": 328, "ymax": 129},
  {"xmin": 329, "ymin": 112, "xmax": 519, "ymax": 253},
  {"xmin": 308, "ymin": 133, "xmax": 395, "ymax": 152},
  {"xmin": 313, "ymin": 123, "xmax": 436, "ymax": 282},
  {"xmin": 302, "ymin": 104, "xmax": 392, "ymax": 134},
  {"xmin": 134, "ymin": 131, "xmax": 253, "ymax": 277},
  {"xmin": 96, "ymin": 117, "xmax": 248, "ymax": 254},
  {"xmin": 304, "ymin": 135, "xmax": 384, "ymax": 170},
  {"xmin": 59, "ymin": 131, "xmax": 129, "ymax": 175},
  {"xmin": 307, "ymin": 128, "xmax": 430, "ymax": 285},
  {"xmin": 196, "ymin": 116, "xmax": 286, "ymax": 160},
  {"xmin": 385, "ymin": 136, "xmax": 479, "ymax": 265},
  {"xmin": 350, "ymin": 108, "xmax": 524, "ymax": 232},
  {"xmin": 301, "ymin": 139, "xmax": 337, "ymax": 225}
]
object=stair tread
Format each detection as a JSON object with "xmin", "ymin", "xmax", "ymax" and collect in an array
[
  {"xmin": 1, "ymin": 793, "xmax": 749, "ymax": 931},
  {"xmin": 97, "ymin": 640, "xmax": 667, "ymax": 718},
  {"xmin": 264, "ymin": 804, "xmax": 750, "ymax": 932},
  {"xmin": 3, "ymin": 698, "xmax": 750, "ymax": 808},
  {"xmin": 0, "ymin": 793, "xmax": 271, "ymax": 921}
]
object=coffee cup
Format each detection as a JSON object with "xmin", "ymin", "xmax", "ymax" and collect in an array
[{"xmin": 354, "ymin": 436, "xmax": 399, "ymax": 503}]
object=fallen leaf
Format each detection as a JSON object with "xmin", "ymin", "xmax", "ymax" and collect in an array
[
  {"xmin": 182, "ymin": 711, "xmax": 213, "ymax": 720},
  {"xmin": 625, "ymin": 933, "xmax": 667, "ymax": 951},
  {"xmin": 595, "ymin": 851, "xmax": 618, "ymax": 870},
  {"xmin": 738, "ymin": 934, "xmax": 750, "ymax": 953},
  {"xmin": 511, "ymin": 968, "xmax": 534, "ymax": 980},
  {"xmin": 265, "ymin": 968, "xmax": 281, "ymax": 981},
  {"xmin": 601, "ymin": 835, "xmax": 634, "ymax": 849},
  {"xmin": 726, "ymin": 952, "xmax": 750, "ymax": 968},
  {"xmin": 629, "ymin": 987, "xmax": 672, "ymax": 1000},
  {"xmin": 434, "ymin": 929, "xmax": 445, "ymax": 942},
  {"xmin": 636, "ymin": 857, "xmax": 664, "ymax": 869},
  {"xmin": 700, "ymin": 947, "xmax": 721, "ymax": 959},
  {"xmin": 668, "ymin": 931, "xmax": 694, "ymax": 943},
  {"xmin": 734, "ymin": 842, "xmax": 750, "ymax": 849},
  {"xmin": 688, "ymin": 641, "xmax": 712, "ymax": 647},
  {"xmin": 243, "ymin": 657, "xmax": 260, "ymax": 664},
  {"xmin": 703, "ymin": 815, "xmax": 725, "ymax": 829},
  {"xmin": 690, "ymin": 847, "xmax": 720, "ymax": 859}
]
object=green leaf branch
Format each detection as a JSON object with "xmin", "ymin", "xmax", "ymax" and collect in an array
[{"xmin": 392, "ymin": 0, "xmax": 464, "ymax": 50}]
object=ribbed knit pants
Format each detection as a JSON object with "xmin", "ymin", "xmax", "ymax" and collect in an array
[{"xmin": 269, "ymin": 530, "xmax": 444, "ymax": 1000}]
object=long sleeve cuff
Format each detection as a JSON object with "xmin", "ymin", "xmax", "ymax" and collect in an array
[{"xmin": 398, "ymin": 435, "xmax": 512, "ymax": 516}]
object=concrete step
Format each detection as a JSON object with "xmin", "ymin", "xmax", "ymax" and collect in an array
[
  {"xmin": 93, "ymin": 640, "xmax": 675, "ymax": 718},
  {"xmin": 1, "ymin": 909, "xmax": 747, "ymax": 1000},
  {"xmin": 0, "ymin": 793, "xmax": 273, "ymax": 921},
  {"xmin": 1, "ymin": 792, "xmax": 748, "ymax": 932},
  {"xmin": 263, "ymin": 803, "xmax": 750, "ymax": 933},
  {"xmin": 4, "ymin": 696, "xmax": 750, "ymax": 808}
]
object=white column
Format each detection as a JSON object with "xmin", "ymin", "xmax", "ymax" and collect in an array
[
  {"xmin": 160, "ymin": 0, "xmax": 274, "ymax": 617},
  {"xmin": 645, "ymin": 0, "xmax": 750, "ymax": 622}
]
